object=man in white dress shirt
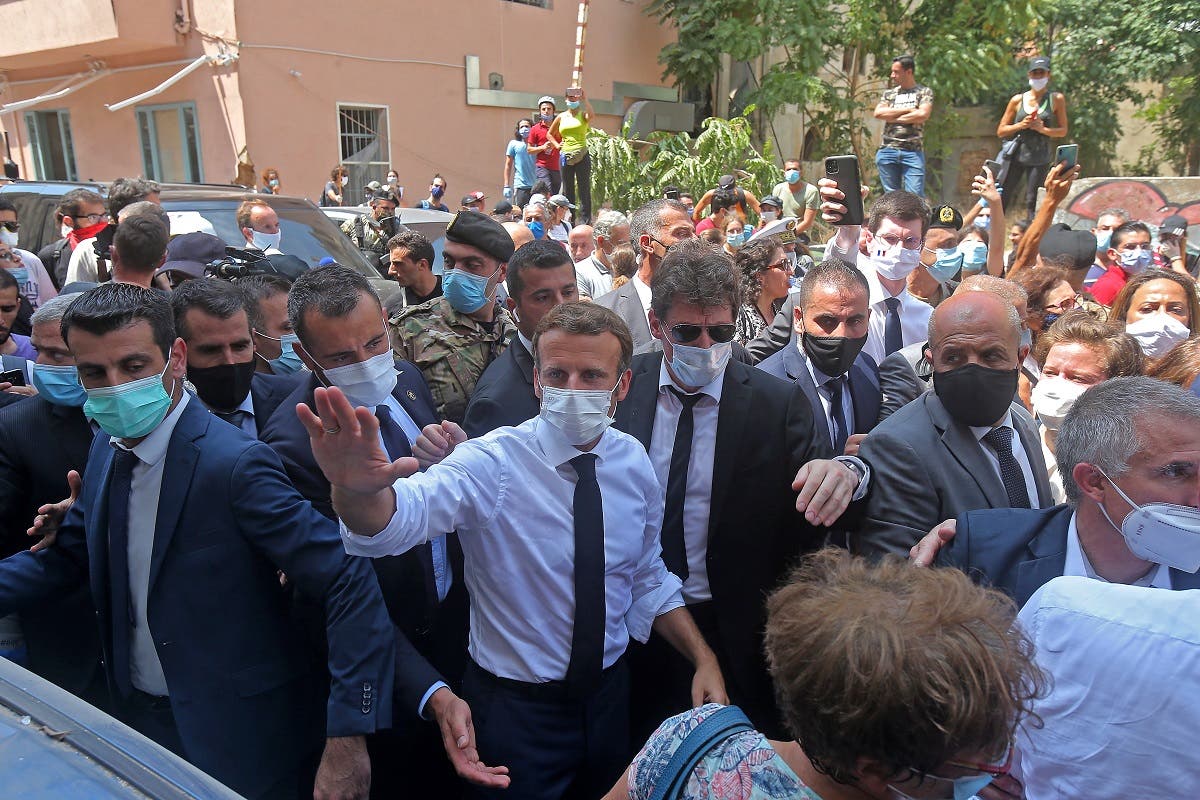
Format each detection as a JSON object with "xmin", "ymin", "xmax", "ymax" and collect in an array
[
  {"xmin": 299, "ymin": 301, "xmax": 726, "ymax": 800},
  {"xmin": 575, "ymin": 210, "xmax": 630, "ymax": 300}
]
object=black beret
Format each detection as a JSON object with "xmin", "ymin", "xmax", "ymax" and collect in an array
[
  {"xmin": 445, "ymin": 210, "xmax": 515, "ymax": 263},
  {"xmin": 929, "ymin": 204, "xmax": 963, "ymax": 231},
  {"xmin": 1038, "ymin": 224, "xmax": 1096, "ymax": 270}
]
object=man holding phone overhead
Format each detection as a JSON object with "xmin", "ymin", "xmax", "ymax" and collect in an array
[{"xmin": 873, "ymin": 55, "xmax": 934, "ymax": 197}]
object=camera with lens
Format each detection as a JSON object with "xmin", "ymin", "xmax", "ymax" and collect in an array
[{"xmin": 205, "ymin": 247, "xmax": 275, "ymax": 281}]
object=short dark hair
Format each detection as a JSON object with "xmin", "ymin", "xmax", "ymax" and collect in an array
[
  {"xmin": 893, "ymin": 54, "xmax": 915, "ymax": 71},
  {"xmin": 288, "ymin": 264, "xmax": 379, "ymax": 346},
  {"xmin": 113, "ymin": 214, "xmax": 169, "ymax": 273},
  {"xmin": 386, "ymin": 230, "xmax": 435, "ymax": 268},
  {"xmin": 239, "ymin": 274, "xmax": 293, "ymax": 332},
  {"xmin": 709, "ymin": 189, "xmax": 736, "ymax": 214},
  {"xmin": 171, "ymin": 278, "xmax": 248, "ymax": 341},
  {"xmin": 533, "ymin": 301, "xmax": 633, "ymax": 376},
  {"xmin": 1110, "ymin": 220, "xmax": 1151, "ymax": 251},
  {"xmin": 106, "ymin": 177, "xmax": 159, "ymax": 219},
  {"xmin": 507, "ymin": 239, "xmax": 574, "ymax": 300},
  {"xmin": 61, "ymin": 283, "xmax": 176, "ymax": 359},
  {"xmin": 0, "ymin": 267, "xmax": 18, "ymax": 294},
  {"xmin": 867, "ymin": 190, "xmax": 932, "ymax": 236},
  {"xmin": 799, "ymin": 257, "xmax": 870, "ymax": 309},
  {"xmin": 651, "ymin": 238, "xmax": 741, "ymax": 320},
  {"xmin": 59, "ymin": 188, "xmax": 104, "ymax": 219},
  {"xmin": 630, "ymin": 198, "xmax": 689, "ymax": 250},
  {"xmin": 0, "ymin": 198, "xmax": 16, "ymax": 216}
]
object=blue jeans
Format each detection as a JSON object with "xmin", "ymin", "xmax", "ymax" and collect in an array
[{"xmin": 876, "ymin": 147, "xmax": 926, "ymax": 196}]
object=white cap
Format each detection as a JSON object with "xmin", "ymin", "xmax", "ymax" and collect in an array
[{"xmin": 168, "ymin": 211, "xmax": 216, "ymax": 237}]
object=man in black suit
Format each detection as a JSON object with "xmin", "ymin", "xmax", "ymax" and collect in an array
[
  {"xmin": 169, "ymin": 279, "xmax": 297, "ymax": 438},
  {"xmin": 462, "ymin": 240, "xmax": 578, "ymax": 437},
  {"xmin": 594, "ymin": 198, "xmax": 697, "ymax": 351},
  {"xmin": 614, "ymin": 239, "xmax": 869, "ymax": 738},
  {"xmin": 910, "ymin": 377, "xmax": 1200, "ymax": 602},
  {"xmin": 259, "ymin": 265, "xmax": 492, "ymax": 795},
  {"xmin": 0, "ymin": 294, "xmax": 104, "ymax": 705},
  {"xmin": 854, "ymin": 290, "xmax": 1053, "ymax": 560},
  {"xmin": 756, "ymin": 257, "xmax": 881, "ymax": 457}
]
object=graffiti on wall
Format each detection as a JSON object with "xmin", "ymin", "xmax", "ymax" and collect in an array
[{"xmin": 1065, "ymin": 179, "xmax": 1200, "ymax": 227}]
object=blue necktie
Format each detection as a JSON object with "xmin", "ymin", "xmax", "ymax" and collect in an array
[
  {"xmin": 107, "ymin": 448, "xmax": 138, "ymax": 698},
  {"xmin": 566, "ymin": 454, "xmax": 605, "ymax": 694},
  {"xmin": 376, "ymin": 405, "xmax": 438, "ymax": 612},
  {"xmin": 824, "ymin": 376, "xmax": 849, "ymax": 455},
  {"xmin": 883, "ymin": 296, "xmax": 903, "ymax": 356}
]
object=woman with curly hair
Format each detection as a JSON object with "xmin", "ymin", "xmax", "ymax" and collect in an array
[
  {"xmin": 733, "ymin": 235, "xmax": 790, "ymax": 345},
  {"xmin": 604, "ymin": 548, "xmax": 1044, "ymax": 800}
]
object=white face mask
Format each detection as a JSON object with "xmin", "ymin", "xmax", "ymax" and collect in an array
[
  {"xmin": 251, "ymin": 230, "xmax": 282, "ymax": 251},
  {"xmin": 340, "ymin": 175, "xmax": 349, "ymax": 186},
  {"xmin": 538, "ymin": 380, "xmax": 618, "ymax": 446},
  {"xmin": 868, "ymin": 239, "xmax": 922, "ymax": 281},
  {"xmin": 760, "ymin": 210, "xmax": 778, "ymax": 222},
  {"xmin": 318, "ymin": 349, "xmax": 397, "ymax": 408},
  {"xmin": 1031, "ymin": 376, "xmax": 1087, "ymax": 431},
  {"xmin": 60, "ymin": 222, "xmax": 73, "ymax": 239},
  {"xmin": 0, "ymin": 230, "xmax": 17, "ymax": 248},
  {"xmin": 668, "ymin": 340, "xmax": 733, "ymax": 389},
  {"xmin": 1126, "ymin": 313, "xmax": 1191, "ymax": 359},
  {"xmin": 1029, "ymin": 77, "xmax": 1049, "ymax": 91},
  {"xmin": 1097, "ymin": 467, "xmax": 1200, "ymax": 572}
]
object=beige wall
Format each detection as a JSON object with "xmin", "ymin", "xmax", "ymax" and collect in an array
[{"xmin": 0, "ymin": 0, "xmax": 677, "ymax": 206}]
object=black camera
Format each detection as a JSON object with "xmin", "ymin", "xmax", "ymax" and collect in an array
[{"xmin": 205, "ymin": 247, "xmax": 275, "ymax": 281}]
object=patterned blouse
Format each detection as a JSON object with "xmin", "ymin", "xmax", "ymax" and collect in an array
[
  {"xmin": 628, "ymin": 705, "xmax": 823, "ymax": 800},
  {"xmin": 735, "ymin": 303, "xmax": 772, "ymax": 346}
]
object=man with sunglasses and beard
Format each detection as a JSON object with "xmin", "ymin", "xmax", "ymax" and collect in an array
[{"xmin": 614, "ymin": 239, "xmax": 869, "ymax": 741}]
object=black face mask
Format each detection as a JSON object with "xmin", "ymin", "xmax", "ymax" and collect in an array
[
  {"xmin": 932, "ymin": 363, "xmax": 1018, "ymax": 426},
  {"xmin": 187, "ymin": 359, "xmax": 257, "ymax": 412},
  {"xmin": 802, "ymin": 332, "xmax": 868, "ymax": 377}
]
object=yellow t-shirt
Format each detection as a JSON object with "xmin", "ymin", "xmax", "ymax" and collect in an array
[{"xmin": 558, "ymin": 112, "xmax": 589, "ymax": 155}]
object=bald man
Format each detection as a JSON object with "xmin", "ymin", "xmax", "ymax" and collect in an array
[
  {"xmin": 503, "ymin": 220, "xmax": 535, "ymax": 251},
  {"xmin": 852, "ymin": 290, "xmax": 1053, "ymax": 559}
]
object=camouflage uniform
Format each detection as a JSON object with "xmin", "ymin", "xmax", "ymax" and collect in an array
[
  {"xmin": 341, "ymin": 213, "xmax": 397, "ymax": 263},
  {"xmin": 389, "ymin": 296, "xmax": 518, "ymax": 423}
]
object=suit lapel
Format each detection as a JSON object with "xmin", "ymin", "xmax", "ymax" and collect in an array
[
  {"xmin": 786, "ymin": 348, "xmax": 831, "ymax": 449},
  {"xmin": 618, "ymin": 354, "xmax": 661, "ymax": 450},
  {"xmin": 85, "ymin": 446, "xmax": 116, "ymax": 614},
  {"xmin": 1015, "ymin": 508, "xmax": 1070, "ymax": 603},
  {"xmin": 147, "ymin": 402, "xmax": 204, "ymax": 593},
  {"xmin": 928, "ymin": 395, "xmax": 1009, "ymax": 508},
  {"xmin": 392, "ymin": 363, "xmax": 437, "ymax": 429},
  {"xmin": 709, "ymin": 364, "xmax": 751, "ymax": 540},
  {"xmin": 1013, "ymin": 412, "xmax": 1053, "ymax": 507},
  {"xmin": 622, "ymin": 285, "xmax": 651, "ymax": 343},
  {"xmin": 513, "ymin": 339, "xmax": 535, "ymax": 386},
  {"xmin": 848, "ymin": 359, "xmax": 880, "ymax": 434}
]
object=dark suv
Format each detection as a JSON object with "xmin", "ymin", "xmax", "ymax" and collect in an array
[{"xmin": 0, "ymin": 180, "xmax": 396, "ymax": 294}]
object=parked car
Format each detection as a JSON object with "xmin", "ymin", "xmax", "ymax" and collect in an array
[
  {"xmin": 320, "ymin": 206, "xmax": 454, "ymax": 275},
  {"xmin": 0, "ymin": 656, "xmax": 243, "ymax": 798},
  {"xmin": 0, "ymin": 180, "xmax": 403, "ymax": 298}
]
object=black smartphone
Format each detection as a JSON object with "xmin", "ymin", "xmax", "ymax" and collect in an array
[
  {"xmin": 984, "ymin": 159, "xmax": 1004, "ymax": 180},
  {"xmin": 824, "ymin": 155, "xmax": 864, "ymax": 226},
  {"xmin": 1054, "ymin": 143, "xmax": 1078, "ymax": 170},
  {"xmin": 0, "ymin": 368, "xmax": 25, "ymax": 387}
]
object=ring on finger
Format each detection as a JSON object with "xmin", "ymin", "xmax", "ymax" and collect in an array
[{"xmin": 324, "ymin": 426, "xmax": 342, "ymax": 435}]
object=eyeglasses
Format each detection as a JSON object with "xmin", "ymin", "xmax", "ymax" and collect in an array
[
  {"xmin": 1043, "ymin": 294, "xmax": 1081, "ymax": 314},
  {"xmin": 668, "ymin": 323, "xmax": 736, "ymax": 344},
  {"xmin": 73, "ymin": 213, "xmax": 107, "ymax": 224},
  {"xmin": 947, "ymin": 745, "xmax": 1014, "ymax": 779},
  {"xmin": 0, "ymin": 251, "xmax": 20, "ymax": 263},
  {"xmin": 0, "ymin": 221, "xmax": 18, "ymax": 233},
  {"xmin": 875, "ymin": 234, "xmax": 923, "ymax": 250},
  {"xmin": 765, "ymin": 256, "xmax": 791, "ymax": 271}
]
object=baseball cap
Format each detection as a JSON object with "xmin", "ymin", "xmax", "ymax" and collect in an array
[
  {"xmin": 168, "ymin": 210, "xmax": 216, "ymax": 237},
  {"xmin": 537, "ymin": 95, "xmax": 556, "ymax": 107},
  {"xmin": 156, "ymin": 232, "xmax": 226, "ymax": 278},
  {"xmin": 365, "ymin": 180, "xmax": 382, "ymax": 192},
  {"xmin": 1029, "ymin": 56, "xmax": 1051, "ymax": 72},
  {"xmin": 760, "ymin": 196, "xmax": 783, "ymax": 209},
  {"xmin": 461, "ymin": 191, "xmax": 487, "ymax": 206},
  {"xmin": 1161, "ymin": 214, "xmax": 1188, "ymax": 237},
  {"xmin": 929, "ymin": 205, "xmax": 964, "ymax": 232},
  {"xmin": 717, "ymin": 174, "xmax": 736, "ymax": 190},
  {"xmin": 1038, "ymin": 223, "xmax": 1095, "ymax": 270},
  {"xmin": 492, "ymin": 200, "xmax": 514, "ymax": 216},
  {"xmin": 549, "ymin": 194, "xmax": 575, "ymax": 210}
]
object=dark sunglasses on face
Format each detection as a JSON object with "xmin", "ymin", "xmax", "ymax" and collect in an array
[
  {"xmin": 0, "ymin": 221, "xmax": 18, "ymax": 233},
  {"xmin": 669, "ymin": 323, "xmax": 736, "ymax": 344}
]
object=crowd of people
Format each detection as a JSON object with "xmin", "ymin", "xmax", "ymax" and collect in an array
[{"xmin": 0, "ymin": 51, "xmax": 1199, "ymax": 800}]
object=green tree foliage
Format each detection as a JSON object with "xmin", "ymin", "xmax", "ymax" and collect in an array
[{"xmin": 587, "ymin": 113, "xmax": 776, "ymax": 214}]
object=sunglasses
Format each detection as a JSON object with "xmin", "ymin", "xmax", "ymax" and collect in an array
[
  {"xmin": 0, "ymin": 221, "xmax": 18, "ymax": 233},
  {"xmin": 668, "ymin": 323, "xmax": 736, "ymax": 344},
  {"xmin": 766, "ymin": 256, "xmax": 791, "ymax": 271}
]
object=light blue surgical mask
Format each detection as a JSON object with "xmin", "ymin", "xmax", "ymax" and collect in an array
[
  {"xmin": 566, "ymin": 100, "xmax": 581, "ymax": 110},
  {"xmin": 785, "ymin": 169, "xmax": 801, "ymax": 185},
  {"xmin": 972, "ymin": 216, "xmax": 990, "ymax": 230},
  {"xmin": 668, "ymin": 340, "xmax": 732, "ymax": 388},
  {"xmin": 443, "ymin": 266, "xmax": 499, "ymax": 314},
  {"xmin": 528, "ymin": 220, "xmax": 545, "ymax": 240},
  {"xmin": 83, "ymin": 359, "xmax": 175, "ymax": 440},
  {"xmin": 1118, "ymin": 246, "xmax": 1152, "ymax": 274},
  {"xmin": 927, "ymin": 249, "xmax": 964, "ymax": 283},
  {"xmin": 726, "ymin": 230, "xmax": 749, "ymax": 249},
  {"xmin": 960, "ymin": 240, "xmax": 988, "ymax": 268},
  {"xmin": 888, "ymin": 772, "xmax": 995, "ymax": 800},
  {"xmin": 1095, "ymin": 229, "xmax": 1112, "ymax": 252},
  {"xmin": 256, "ymin": 331, "xmax": 305, "ymax": 374},
  {"xmin": 30, "ymin": 363, "xmax": 87, "ymax": 407}
]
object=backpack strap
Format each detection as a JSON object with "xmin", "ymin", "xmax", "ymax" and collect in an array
[{"xmin": 647, "ymin": 706, "xmax": 754, "ymax": 800}]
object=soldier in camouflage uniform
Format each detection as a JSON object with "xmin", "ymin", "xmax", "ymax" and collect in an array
[
  {"xmin": 342, "ymin": 190, "xmax": 400, "ymax": 265},
  {"xmin": 389, "ymin": 210, "xmax": 518, "ymax": 422}
]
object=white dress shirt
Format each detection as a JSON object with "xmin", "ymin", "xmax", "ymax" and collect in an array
[
  {"xmin": 649, "ymin": 361, "xmax": 722, "ymax": 603},
  {"xmin": 575, "ymin": 254, "xmax": 614, "ymax": 299},
  {"xmin": 826, "ymin": 236, "xmax": 932, "ymax": 365},
  {"xmin": 632, "ymin": 275, "xmax": 652, "ymax": 316},
  {"xmin": 969, "ymin": 412, "xmax": 1040, "ymax": 507},
  {"xmin": 1015, "ymin": 576, "xmax": 1198, "ymax": 798},
  {"xmin": 111, "ymin": 392, "xmax": 192, "ymax": 696},
  {"xmin": 1040, "ymin": 428, "xmax": 1066, "ymax": 505},
  {"xmin": 1062, "ymin": 512, "xmax": 1172, "ymax": 589},
  {"xmin": 342, "ymin": 417, "xmax": 684, "ymax": 683},
  {"xmin": 802, "ymin": 344, "xmax": 856, "ymax": 449}
]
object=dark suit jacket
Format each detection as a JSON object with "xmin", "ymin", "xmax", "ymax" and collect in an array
[
  {"xmin": 755, "ymin": 340, "xmax": 881, "ymax": 446},
  {"xmin": 877, "ymin": 341, "xmax": 930, "ymax": 423},
  {"xmin": 0, "ymin": 396, "xmax": 102, "ymax": 699},
  {"xmin": 853, "ymin": 392, "xmax": 1053, "ymax": 560},
  {"xmin": 615, "ymin": 353, "xmax": 831, "ymax": 734},
  {"xmin": 462, "ymin": 337, "xmax": 538, "ymax": 438},
  {"xmin": 249, "ymin": 371, "xmax": 302, "ymax": 436},
  {"xmin": 595, "ymin": 281, "xmax": 654, "ymax": 351},
  {"xmin": 261, "ymin": 363, "xmax": 466, "ymax": 714},
  {"xmin": 745, "ymin": 292, "xmax": 796, "ymax": 363},
  {"xmin": 941, "ymin": 505, "xmax": 1200, "ymax": 606},
  {"xmin": 0, "ymin": 398, "xmax": 395, "ymax": 799}
]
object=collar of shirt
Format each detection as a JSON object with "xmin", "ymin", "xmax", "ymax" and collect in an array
[
  {"xmin": 590, "ymin": 254, "xmax": 611, "ymax": 276},
  {"xmin": 112, "ymin": 391, "xmax": 191, "ymax": 465},
  {"xmin": 1064, "ymin": 511, "xmax": 1172, "ymax": 589},
  {"xmin": 632, "ymin": 274, "xmax": 652, "ymax": 313},
  {"xmin": 236, "ymin": 387, "xmax": 255, "ymax": 417},
  {"xmin": 533, "ymin": 415, "xmax": 612, "ymax": 470},
  {"xmin": 656, "ymin": 356, "xmax": 724, "ymax": 403},
  {"xmin": 969, "ymin": 410, "xmax": 1015, "ymax": 442},
  {"xmin": 864, "ymin": 266, "xmax": 905, "ymax": 307},
  {"xmin": 517, "ymin": 330, "xmax": 534, "ymax": 356}
]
